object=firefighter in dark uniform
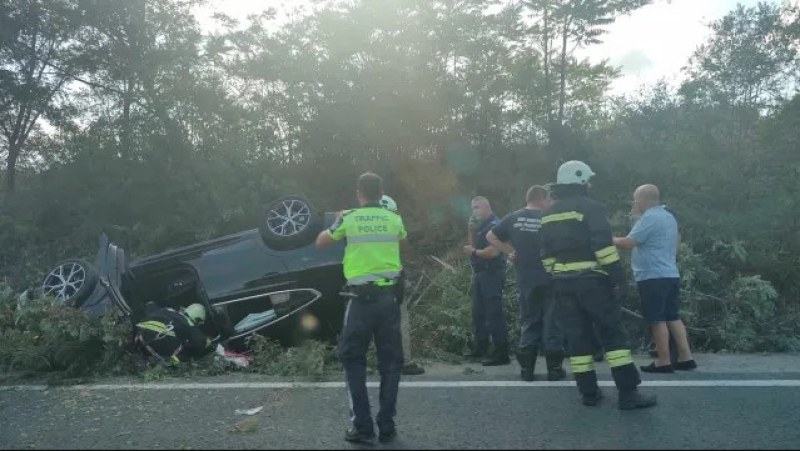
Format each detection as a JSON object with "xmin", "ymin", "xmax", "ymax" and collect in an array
[
  {"xmin": 540, "ymin": 161, "xmax": 657, "ymax": 410},
  {"xmin": 316, "ymin": 172, "xmax": 406, "ymax": 445},
  {"xmin": 134, "ymin": 303, "xmax": 213, "ymax": 365}
]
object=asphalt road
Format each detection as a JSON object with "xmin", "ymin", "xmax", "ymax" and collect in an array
[{"xmin": 2, "ymin": 354, "xmax": 800, "ymax": 450}]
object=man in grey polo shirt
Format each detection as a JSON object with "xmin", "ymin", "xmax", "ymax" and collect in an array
[{"xmin": 614, "ymin": 184, "xmax": 696, "ymax": 373}]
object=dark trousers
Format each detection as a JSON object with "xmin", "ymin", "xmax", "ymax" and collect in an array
[
  {"xmin": 554, "ymin": 276, "xmax": 640, "ymax": 394},
  {"xmin": 472, "ymin": 269, "xmax": 508, "ymax": 346},
  {"xmin": 338, "ymin": 289, "xmax": 403, "ymax": 434},
  {"xmin": 518, "ymin": 283, "xmax": 564, "ymax": 352}
]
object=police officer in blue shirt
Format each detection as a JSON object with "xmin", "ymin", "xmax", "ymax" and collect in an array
[{"xmin": 462, "ymin": 196, "xmax": 509, "ymax": 366}]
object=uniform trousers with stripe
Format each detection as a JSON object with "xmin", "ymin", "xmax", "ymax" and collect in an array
[
  {"xmin": 553, "ymin": 275, "xmax": 641, "ymax": 395},
  {"xmin": 338, "ymin": 287, "xmax": 404, "ymax": 434}
]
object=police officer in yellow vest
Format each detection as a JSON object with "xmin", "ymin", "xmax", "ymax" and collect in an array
[
  {"xmin": 316, "ymin": 172, "xmax": 406, "ymax": 445},
  {"xmin": 540, "ymin": 161, "xmax": 657, "ymax": 410}
]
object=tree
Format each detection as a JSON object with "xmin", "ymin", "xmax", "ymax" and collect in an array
[
  {"xmin": 680, "ymin": 1, "xmax": 800, "ymax": 111},
  {"xmin": 0, "ymin": 0, "xmax": 82, "ymax": 193}
]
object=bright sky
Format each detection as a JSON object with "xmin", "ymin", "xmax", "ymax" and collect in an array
[{"xmin": 196, "ymin": 0, "xmax": 787, "ymax": 96}]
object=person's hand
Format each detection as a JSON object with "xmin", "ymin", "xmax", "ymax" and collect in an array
[{"xmin": 463, "ymin": 245, "xmax": 476, "ymax": 256}]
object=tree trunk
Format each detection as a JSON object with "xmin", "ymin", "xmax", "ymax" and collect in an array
[
  {"xmin": 5, "ymin": 143, "xmax": 20, "ymax": 193},
  {"xmin": 122, "ymin": 78, "xmax": 132, "ymax": 157},
  {"xmin": 558, "ymin": 16, "xmax": 569, "ymax": 126},
  {"xmin": 543, "ymin": 2, "xmax": 551, "ymax": 124}
]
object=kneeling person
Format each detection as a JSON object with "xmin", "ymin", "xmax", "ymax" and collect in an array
[{"xmin": 135, "ymin": 303, "xmax": 213, "ymax": 365}]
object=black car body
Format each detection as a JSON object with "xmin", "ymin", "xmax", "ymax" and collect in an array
[{"xmin": 40, "ymin": 196, "xmax": 347, "ymax": 346}]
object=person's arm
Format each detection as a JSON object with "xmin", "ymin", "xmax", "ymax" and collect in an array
[
  {"xmin": 613, "ymin": 236, "xmax": 638, "ymax": 251},
  {"xmin": 462, "ymin": 243, "xmax": 501, "ymax": 259},
  {"xmin": 540, "ymin": 211, "xmax": 555, "ymax": 275},
  {"xmin": 316, "ymin": 210, "xmax": 347, "ymax": 248},
  {"xmin": 316, "ymin": 230, "xmax": 336, "ymax": 248},
  {"xmin": 586, "ymin": 202, "xmax": 625, "ymax": 287},
  {"xmin": 616, "ymin": 213, "xmax": 653, "ymax": 252},
  {"xmin": 486, "ymin": 230, "xmax": 515, "ymax": 256}
]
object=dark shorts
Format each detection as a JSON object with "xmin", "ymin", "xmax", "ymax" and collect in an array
[{"xmin": 637, "ymin": 278, "xmax": 681, "ymax": 322}]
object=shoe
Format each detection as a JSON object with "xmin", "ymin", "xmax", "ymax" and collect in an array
[
  {"xmin": 464, "ymin": 340, "xmax": 489, "ymax": 360},
  {"xmin": 378, "ymin": 427, "xmax": 397, "ymax": 443},
  {"xmin": 674, "ymin": 359, "xmax": 697, "ymax": 371},
  {"xmin": 344, "ymin": 427, "xmax": 375, "ymax": 444},
  {"xmin": 547, "ymin": 368, "xmax": 566, "ymax": 381},
  {"xmin": 640, "ymin": 362, "xmax": 674, "ymax": 373},
  {"xmin": 521, "ymin": 367, "xmax": 535, "ymax": 381},
  {"xmin": 482, "ymin": 344, "xmax": 511, "ymax": 366},
  {"xmin": 516, "ymin": 346, "xmax": 537, "ymax": 382},
  {"xmin": 618, "ymin": 390, "xmax": 657, "ymax": 410},
  {"xmin": 401, "ymin": 362, "xmax": 425, "ymax": 375},
  {"xmin": 582, "ymin": 389, "xmax": 604, "ymax": 406},
  {"xmin": 545, "ymin": 352, "xmax": 566, "ymax": 381}
]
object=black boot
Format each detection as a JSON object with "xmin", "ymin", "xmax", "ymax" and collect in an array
[
  {"xmin": 575, "ymin": 371, "xmax": 602, "ymax": 406},
  {"xmin": 482, "ymin": 343, "xmax": 511, "ymax": 366},
  {"xmin": 516, "ymin": 346, "xmax": 537, "ymax": 381},
  {"xmin": 618, "ymin": 389, "xmax": 657, "ymax": 410},
  {"xmin": 545, "ymin": 351, "xmax": 566, "ymax": 381},
  {"xmin": 464, "ymin": 339, "xmax": 489, "ymax": 360}
]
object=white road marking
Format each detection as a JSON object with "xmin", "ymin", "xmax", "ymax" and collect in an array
[{"xmin": 2, "ymin": 380, "xmax": 800, "ymax": 391}]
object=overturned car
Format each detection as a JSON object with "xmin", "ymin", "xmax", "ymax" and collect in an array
[{"xmin": 39, "ymin": 196, "xmax": 346, "ymax": 347}]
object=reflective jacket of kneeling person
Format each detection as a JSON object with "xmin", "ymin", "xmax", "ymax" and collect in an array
[{"xmin": 134, "ymin": 303, "xmax": 212, "ymax": 365}]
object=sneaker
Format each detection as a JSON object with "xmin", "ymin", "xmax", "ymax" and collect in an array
[
  {"xmin": 640, "ymin": 362, "xmax": 674, "ymax": 373},
  {"xmin": 344, "ymin": 427, "xmax": 375, "ymax": 445},
  {"xmin": 674, "ymin": 359, "xmax": 697, "ymax": 371},
  {"xmin": 378, "ymin": 428, "xmax": 397, "ymax": 443}
]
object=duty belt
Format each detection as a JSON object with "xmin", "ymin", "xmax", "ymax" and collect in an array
[{"xmin": 340, "ymin": 283, "xmax": 396, "ymax": 303}]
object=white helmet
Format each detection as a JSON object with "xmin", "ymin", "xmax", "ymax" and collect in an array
[
  {"xmin": 183, "ymin": 303, "xmax": 207, "ymax": 325},
  {"xmin": 556, "ymin": 160, "xmax": 595, "ymax": 185},
  {"xmin": 380, "ymin": 195, "xmax": 398, "ymax": 212}
]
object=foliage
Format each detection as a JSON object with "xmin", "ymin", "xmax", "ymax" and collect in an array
[
  {"xmin": 1, "ymin": 0, "xmax": 799, "ymax": 357},
  {"xmin": 246, "ymin": 335, "xmax": 340, "ymax": 380},
  {"xmin": 0, "ymin": 283, "xmax": 137, "ymax": 376},
  {"xmin": 408, "ymin": 253, "xmax": 520, "ymax": 359}
]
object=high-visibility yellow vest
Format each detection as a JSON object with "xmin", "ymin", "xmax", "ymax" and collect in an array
[{"xmin": 330, "ymin": 205, "xmax": 406, "ymax": 286}]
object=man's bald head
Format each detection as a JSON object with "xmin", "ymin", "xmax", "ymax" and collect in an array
[
  {"xmin": 633, "ymin": 184, "xmax": 660, "ymax": 213},
  {"xmin": 471, "ymin": 196, "xmax": 493, "ymax": 221}
]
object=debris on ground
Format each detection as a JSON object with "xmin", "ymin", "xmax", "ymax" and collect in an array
[
  {"xmin": 229, "ymin": 418, "xmax": 259, "ymax": 434},
  {"xmin": 234, "ymin": 406, "xmax": 263, "ymax": 416}
]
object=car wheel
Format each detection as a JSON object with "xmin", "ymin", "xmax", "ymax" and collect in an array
[
  {"xmin": 40, "ymin": 259, "xmax": 99, "ymax": 307},
  {"xmin": 259, "ymin": 195, "xmax": 323, "ymax": 251}
]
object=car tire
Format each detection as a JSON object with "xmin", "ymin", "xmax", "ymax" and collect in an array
[
  {"xmin": 40, "ymin": 258, "xmax": 100, "ymax": 307},
  {"xmin": 259, "ymin": 195, "xmax": 323, "ymax": 251}
]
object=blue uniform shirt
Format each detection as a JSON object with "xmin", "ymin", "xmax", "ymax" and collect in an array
[
  {"xmin": 471, "ymin": 215, "xmax": 505, "ymax": 272},
  {"xmin": 628, "ymin": 205, "xmax": 680, "ymax": 282}
]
